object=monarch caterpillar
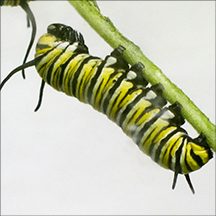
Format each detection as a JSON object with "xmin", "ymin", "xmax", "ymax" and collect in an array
[
  {"xmin": 0, "ymin": 23, "xmax": 213, "ymax": 194},
  {"xmin": 0, "ymin": 0, "xmax": 36, "ymax": 78}
]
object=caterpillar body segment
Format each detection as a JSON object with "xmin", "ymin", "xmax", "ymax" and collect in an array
[{"xmin": 1, "ymin": 23, "xmax": 213, "ymax": 193}]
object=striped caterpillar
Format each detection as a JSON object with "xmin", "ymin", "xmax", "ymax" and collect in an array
[{"xmin": 0, "ymin": 23, "xmax": 213, "ymax": 194}]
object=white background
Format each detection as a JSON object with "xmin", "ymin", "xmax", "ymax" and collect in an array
[{"xmin": 1, "ymin": 1, "xmax": 215, "ymax": 215}]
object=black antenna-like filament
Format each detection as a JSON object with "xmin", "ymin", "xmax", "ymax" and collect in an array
[
  {"xmin": 34, "ymin": 80, "xmax": 46, "ymax": 112},
  {"xmin": 20, "ymin": 1, "xmax": 37, "ymax": 79},
  {"xmin": 172, "ymin": 172, "xmax": 195, "ymax": 194},
  {"xmin": 0, "ymin": 59, "xmax": 37, "ymax": 90}
]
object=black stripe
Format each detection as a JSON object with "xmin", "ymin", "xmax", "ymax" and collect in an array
[
  {"xmin": 77, "ymin": 61, "xmax": 100, "ymax": 100},
  {"xmin": 92, "ymin": 77, "xmax": 105, "ymax": 109},
  {"xmin": 97, "ymin": 71, "xmax": 125, "ymax": 112},
  {"xmin": 125, "ymin": 109, "xmax": 139, "ymax": 127},
  {"xmin": 184, "ymin": 144, "xmax": 194, "ymax": 173},
  {"xmin": 153, "ymin": 128, "xmax": 179, "ymax": 163},
  {"xmin": 58, "ymin": 53, "xmax": 81, "ymax": 90},
  {"xmin": 174, "ymin": 136, "xmax": 188, "ymax": 173},
  {"xmin": 118, "ymin": 89, "xmax": 148, "ymax": 128},
  {"xmin": 134, "ymin": 108, "xmax": 167, "ymax": 145},
  {"xmin": 35, "ymin": 46, "xmax": 56, "ymax": 70},
  {"xmin": 101, "ymin": 75, "xmax": 126, "ymax": 115},
  {"xmin": 134, "ymin": 93, "xmax": 167, "ymax": 126},
  {"xmin": 189, "ymin": 148, "xmax": 204, "ymax": 168},
  {"xmin": 36, "ymin": 44, "xmax": 51, "ymax": 50},
  {"xmin": 167, "ymin": 136, "xmax": 183, "ymax": 172},
  {"xmin": 142, "ymin": 127, "xmax": 157, "ymax": 150},
  {"xmin": 71, "ymin": 56, "xmax": 97, "ymax": 97},
  {"xmin": 86, "ymin": 59, "xmax": 107, "ymax": 104},
  {"xmin": 46, "ymin": 53, "xmax": 65, "ymax": 85},
  {"xmin": 44, "ymin": 44, "xmax": 71, "ymax": 85}
]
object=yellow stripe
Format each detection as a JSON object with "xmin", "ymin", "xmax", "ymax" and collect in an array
[
  {"xmin": 35, "ymin": 34, "xmax": 58, "ymax": 57},
  {"xmin": 149, "ymin": 126, "xmax": 177, "ymax": 159},
  {"xmin": 36, "ymin": 49, "xmax": 63, "ymax": 82},
  {"xmin": 160, "ymin": 133, "xmax": 184, "ymax": 170},
  {"xmin": 77, "ymin": 59, "xmax": 102, "ymax": 103},
  {"xmin": 106, "ymin": 81, "xmax": 133, "ymax": 121},
  {"xmin": 63, "ymin": 54, "xmax": 90, "ymax": 96},
  {"xmin": 92, "ymin": 68, "xmax": 121, "ymax": 111},
  {"xmin": 140, "ymin": 117, "xmax": 169, "ymax": 155},
  {"xmin": 93, "ymin": 68, "xmax": 117, "ymax": 110},
  {"xmin": 51, "ymin": 48, "xmax": 77, "ymax": 90},
  {"xmin": 96, "ymin": 72, "xmax": 123, "ymax": 112},
  {"xmin": 122, "ymin": 101, "xmax": 153, "ymax": 137}
]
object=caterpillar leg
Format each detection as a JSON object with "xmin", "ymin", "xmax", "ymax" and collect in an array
[
  {"xmin": 127, "ymin": 62, "xmax": 148, "ymax": 87},
  {"xmin": 147, "ymin": 83, "xmax": 167, "ymax": 107},
  {"xmin": 168, "ymin": 102, "xmax": 185, "ymax": 126},
  {"xmin": 110, "ymin": 45, "xmax": 126, "ymax": 57},
  {"xmin": 105, "ymin": 45, "xmax": 129, "ymax": 71}
]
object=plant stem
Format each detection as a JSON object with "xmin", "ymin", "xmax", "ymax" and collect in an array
[{"xmin": 68, "ymin": 0, "xmax": 215, "ymax": 152}]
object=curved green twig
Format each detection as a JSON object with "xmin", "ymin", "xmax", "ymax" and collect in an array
[{"xmin": 68, "ymin": 0, "xmax": 215, "ymax": 152}]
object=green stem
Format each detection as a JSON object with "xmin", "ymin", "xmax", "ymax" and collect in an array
[{"xmin": 68, "ymin": 0, "xmax": 215, "ymax": 152}]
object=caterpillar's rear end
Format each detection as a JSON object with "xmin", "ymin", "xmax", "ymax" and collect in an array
[{"xmin": 34, "ymin": 23, "xmax": 213, "ymax": 193}]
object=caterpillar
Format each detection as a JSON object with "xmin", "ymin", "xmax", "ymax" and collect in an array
[
  {"xmin": 0, "ymin": 0, "xmax": 36, "ymax": 78},
  {"xmin": 0, "ymin": 23, "xmax": 213, "ymax": 194}
]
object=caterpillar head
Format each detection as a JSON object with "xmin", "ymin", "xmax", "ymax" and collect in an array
[{"xmin": 47, "ymin": 23, "xmax": 88, "ymax": 53}]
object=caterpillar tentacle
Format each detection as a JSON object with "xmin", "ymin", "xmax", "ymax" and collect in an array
[
  {"xmin": 34, "ymin": 79, "xmax": 46, "ymax": 112},
  {"xmin": 19, "ymin": 0, "xmax": 37, "ymax": 79},
  {"xmin": 0, "ymin": 58, "xmax": 39, "ymax": 90},
  {"xmin": 1, "ymin": 0, "xmax": 36, "ymax": 79}
]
